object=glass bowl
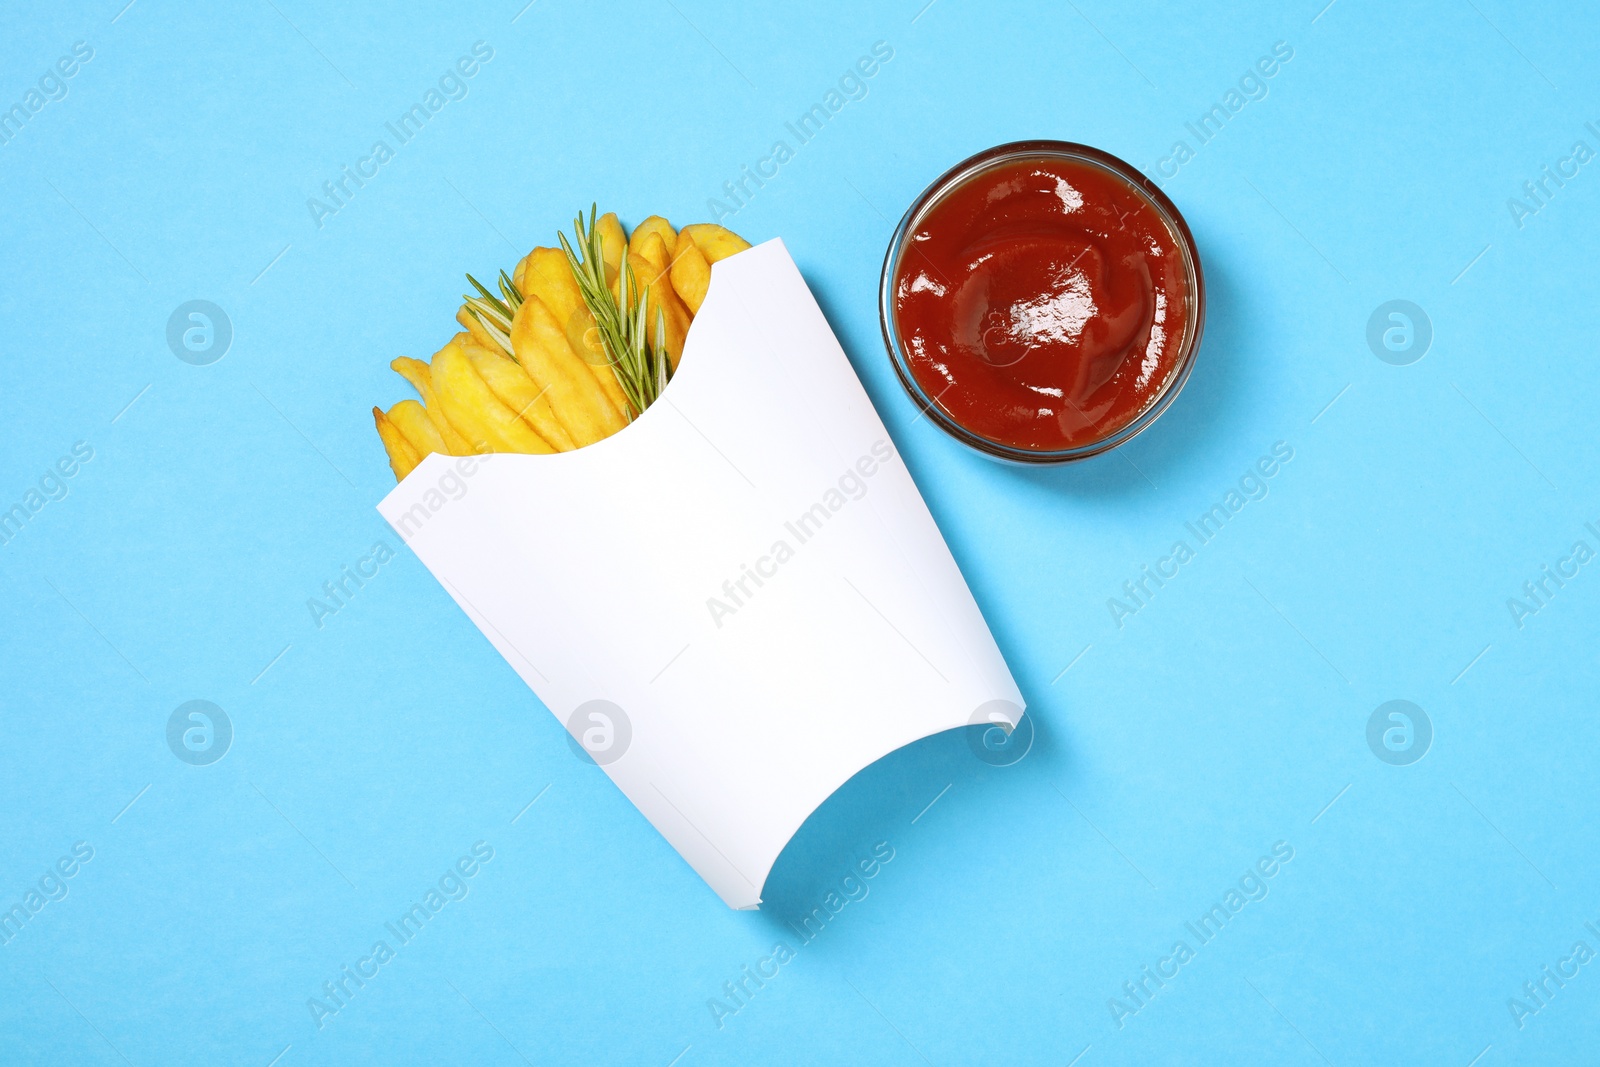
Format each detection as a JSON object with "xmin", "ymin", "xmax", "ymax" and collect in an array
[{"xmin": 878, "ymin": 140, "xmax": 1205, "ymax": 464}]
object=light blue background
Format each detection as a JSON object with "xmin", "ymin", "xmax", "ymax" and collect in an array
[{"xmin": 2, "ymin": 0, "xmax": 1597, "ymax": 1063}]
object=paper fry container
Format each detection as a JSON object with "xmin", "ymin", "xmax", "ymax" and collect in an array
[{"xmin": 379, "ymin": 240, "xmax": 1023, "ymax": 908}]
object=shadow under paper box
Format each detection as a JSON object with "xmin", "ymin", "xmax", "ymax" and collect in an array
[{"xmin": 379, "ymin": 240, "xmax": 1024, "ymax": 908}]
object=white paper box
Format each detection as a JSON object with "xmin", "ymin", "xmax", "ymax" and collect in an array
[{"xmin": 379, "ymin": 239, "xmax": 1023, "ymax": 908}]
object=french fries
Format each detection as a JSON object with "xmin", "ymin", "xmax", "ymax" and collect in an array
[
  {"xmin": 373, "ymin": 407, "xmax": 420, "ymax": 481},
  {"xmin": 463, "ymin": 340, "xmax": 576, "ymax": 452},
  {"xmin": 629, "ymin": 215, "xmax": 677, "ymax": 258},
  {"xmin": 679, "ymin": 224, "xmax": 751, "ymax": 265},
  {"xmin": 519, "ymin": 246, "xmax": 631, "ymax": 418},
  {"xmin": 432, "ymin": 341, "xmax": 556, "ymax": 455},
  {"xmin": 391, "ymin": 357, "xmax": 473, "ymax": 456},
  {"xmin": 670, "ymin": 237, "xmax": 713, "ymax": 314},
  {"xmin": 389, "ymin": 399, "xmax": 447, "ymax": 460},
  {"xmin": 626, "ymin": 233, "xmax": 691, "ymax": 369},
  {"xmin": 373, "ymin": 210, "xmax": 750, "ymax": 481},
  {"xmin": 596, "ymin": 212, "xmax": 627, "ymax": 287},
  {"xmin": 510, "ymin": 295, "xmax": 628, "ymax": 448}
]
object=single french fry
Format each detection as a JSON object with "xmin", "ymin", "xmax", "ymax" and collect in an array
[
  {"xmin": 522, "ymin": 248, "xmax": 592, "ymax": 351},
  {"xmin": 513, "ymin": 251, "xmax": 531, "ymax": 296},
  {"xmin": 430, "ymin": 341, "xmax": 556, "ymax": 454},
  {"xmin": 521, "ymin": 246, "xmax": 631, "ymax": 418},
  {"xmin": 463, "ymin": 342, "xmax": 576, "ymax": 451},
  {"xmin": 373, "ymin": 406, "xmax": 421, "ymax": 482},
  {"xmin": 511, "ymin": 294, "xmax": 629, "ymax": 445},
  {"xmin": 629, "ymin": 215, "xmax": 677, "ymax": 260},
  {"xmin": 632, "ymin": 230, "xmax": 670, "ymax": 275},
  {"xmin": 629, "ymin": 233, "xmax": 691, "ymax": 369},
  {"xmin": 597, "ymin": 212, "xmax": 627, "ymax": 288},
  {"xmin": 392, "ymin": 356, "xmax": 475, "ymax": 455},
  {"xmin": 670, "ymin": 235, "xmax": 713, "ymax": 315},
  {"xmin": 388, "ymin": 399, "xmax": 446, "ymax": 461},
  {"xmin": 679, "ymin": 223, "xmax": 751, "ymax": 264},
  {"xmin": 457, "ymin": 306, "xmax": 509, "ymax": 357}
]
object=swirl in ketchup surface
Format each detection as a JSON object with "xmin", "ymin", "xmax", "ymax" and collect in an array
[{"xmin": 892, "ymin": 156, "xmax": 1195, "ymax": 453}]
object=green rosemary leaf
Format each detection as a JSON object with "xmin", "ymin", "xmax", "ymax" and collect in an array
[
  {"xmin": 465, "ymin": 297, "xmax": 510, "ymax": 336},
  {"xmin": 464, "ymin": 273, "xmax": 512, "ymax": 323},
  {"xmin": 463, "ymin": 301, "xmax": 514, "ymax": 359},
  {"xmin": 557, "ymin": 205, "xmax": 674, "ymax": 420},
  {"xmin": 498, "ymin": 271, "xmax": 522, "ymax": 310}
]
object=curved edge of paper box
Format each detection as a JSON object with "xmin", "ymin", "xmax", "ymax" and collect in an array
[{"xmin": 727, "ymin": 700, "xmax": 1026, "ymax": 911}]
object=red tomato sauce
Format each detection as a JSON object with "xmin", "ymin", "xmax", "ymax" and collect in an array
[{"xmin": 892, "ymin": 156, "xmax": 1195, "ymax": 453}]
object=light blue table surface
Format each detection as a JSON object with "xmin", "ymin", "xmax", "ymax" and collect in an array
[{"xmin": 4, "ymin": 1, "xmax": 1598, "ymax": 1063}]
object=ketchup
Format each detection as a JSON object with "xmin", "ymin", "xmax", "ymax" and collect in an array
[{"xmin": 891, "ymin": 155, "xmax": 1196, "ymax": 453}]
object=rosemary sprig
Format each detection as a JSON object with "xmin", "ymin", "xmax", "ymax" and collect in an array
[
  {"xmin": 557, "ymin": 205, "xmax": 672, "ymax": 419},
  {"xmin": 463, "ymin": 272, "xmax": 516, "ymax": 358},
  {"xmin": 497, "ymin": 270, "xmax": 522, "ymax": 311}
]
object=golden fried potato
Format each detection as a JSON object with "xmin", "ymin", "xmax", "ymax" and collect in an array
[
  {"xmin": 520, "ymin": 246, "xmax": 631, "ymax": 418},
  {"xmin": 629, "ymin": 215, "xmax": 677, "ymax": 260},
  {"xmin": 511, "ymin": 294, "xmax": 629, "ymax": 445},
  {"xmin": 597, "ymin": 212, "xmax": 627, "ymax": 288},
  {"xmin": 392, "ymin": 356, "xmax": 475, "ymax": 455},
  {"xmin": 513, "ymin": 251, "xmax": 531, "ymax": 295},
  {"xmin": 679, "ymin": 223, "xmax": 751, "ymax": 264},
  {"xmin": 670, "ymin": 236, "xmax": 713, "ymax": 315},
  {"xmin": 430, "ymin": 341, "xmax": 556, "ymax": 454},
  {"xmin": 463, "ymin": 342, "xmax": 576, "ymax": 451},
  {"xmin": 521, "ymin": 249, "xmax": 590, "ymax": 348},
  {"xmin": 373, "ymin": 406, "xmax": 420, "ymax": 481},
  {"xmin": 389, "ymin": 399, "xmax": 447, "ymax": 461},
  {"xmin": 631, "ymin": 231, "xmax": 669, "ymax": 275}
]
